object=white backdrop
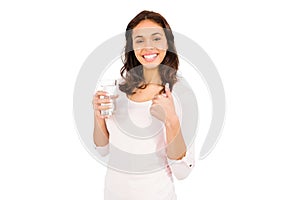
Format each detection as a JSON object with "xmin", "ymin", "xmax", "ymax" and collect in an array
[{"xmin": 1, "ymin": 0, "xmax": 299, "ymax": 199}]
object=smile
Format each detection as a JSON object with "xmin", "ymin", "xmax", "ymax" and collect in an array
[{"xmin": 142, "ymin": 53, "xmax": 158, "ymax": 62}]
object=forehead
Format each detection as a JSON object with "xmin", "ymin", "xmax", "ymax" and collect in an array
[{"xmin": 132, "ymin": 20, "xmax": 165, "ymax": 37}]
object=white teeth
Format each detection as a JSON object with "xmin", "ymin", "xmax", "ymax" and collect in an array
[{"xmin": 144, "ymin": 54, "xmax": 157, "ymax": 59}]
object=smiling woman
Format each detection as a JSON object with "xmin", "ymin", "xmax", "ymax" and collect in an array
[
  {"xmin": 92, "ymin": 10, "xmax": 195, "ymax": 200},
  {"xmin": 119, "ymin": 11, "xmax": 179, "ymax": 96}
]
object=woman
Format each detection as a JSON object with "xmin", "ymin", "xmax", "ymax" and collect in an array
[{"xmin": 92, "ymin": 10, "xmax": 195, "ymax": 200}]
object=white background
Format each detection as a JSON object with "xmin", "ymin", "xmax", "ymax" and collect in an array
[{"xmin": 1, "ymin": 0, "xmax": 299, "ymax": 199}]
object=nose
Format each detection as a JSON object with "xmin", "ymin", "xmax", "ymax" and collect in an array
[{"xmin": 144, "ymin": 39, "xmax": 154, "ymax": 49}]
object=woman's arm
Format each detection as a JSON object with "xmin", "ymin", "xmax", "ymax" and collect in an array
[
  {"xmin": 166, "ymin": 90, "xmax": 196, "ymax": 180},
  {"xmin": 151, "ymin": 84, "xmax": 187, "ymax": 160},
  {"xmin": 165, "ymin": 115, "xmax": 187, "ymax": 160},
  {"xmin": 93, "ymin": 113, "xmax": 109, "ymax": 147},
  {"xmin": 151, "ymin": 84, "xmax": 195, "ymax": 180},
  {"xmin": 164, "ymin": 97, "xmax": 195, "ymax": 180},
  {"xmin": 92, "ymin": 91, "xmax": 112, "ymax": 156},
  {"xmin": 93, "ymin": 115, "xmax": 110, "ymax": 157}
]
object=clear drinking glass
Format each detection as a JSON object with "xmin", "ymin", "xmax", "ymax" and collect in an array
[{"xmin": 98, "ymin": 79, "xmax": 117, "ymax": 116}]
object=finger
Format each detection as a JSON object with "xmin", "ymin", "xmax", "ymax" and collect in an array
[
  {"xmin": 152, "ymin": 99, "xmax": 159, "ymax": 104},
  {"xmin": 165, "ymin": 83, "xmax": 172, "ymax": 98},
  {"xmin": 152, "ymin": 95, "xmax": 162, "ymax": 103},
  {"xmin": 93, "ymin": 104, "xmax": 112, "ymax": 111},
  {"xmin": 95, "ymin": 91, "xmax": 109, "ymax": 97},
  {"xmin": 93, "ymin": 93, "xmax": 109, "ymax": 104},
  {"xmin": 153, "ymin": 94, "xmax": 162, "ymax": 100},
  {"xmin": 94, "ymin": 109, "xmax": 110, "ymax": 119},
  {"xmin": 93, "ymin": 98, "xmax": 110, "ymax": 108},
  {"xmin": 97, "ymin": 98, "xmax": 113, "ymax": 104},
  {"xmin": 97, "ymin": 105, "xmax": 113, "ymax": 110}
]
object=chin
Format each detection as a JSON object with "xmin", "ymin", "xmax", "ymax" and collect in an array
[{"xmin": 142, "ymin": 62, "xmax": 160, "ymax": 69}]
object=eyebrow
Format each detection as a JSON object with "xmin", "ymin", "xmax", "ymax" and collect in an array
[
  {"xmin": 133, "ymin": 32, "xmax": 163, "ymax": 39},
  {"xmin": 134, "ymin": 35, "xmax": 143, "ymax": 39},
  {"xmin": 151, "ymin": 32, "xmax": 163, "ymax": 36}
]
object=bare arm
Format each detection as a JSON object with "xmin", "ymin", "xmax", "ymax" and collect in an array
[
  {"xmin": 165, "ymin": 115, "xmax": 187, "ymax": 160},
  {"xmin": 92, "ymin": 91, "xmax": 111, "ymax": 147},
  {"xmin": 163, "ymin": 87, "xmax": 195, "ymax": 180},
  {"xmin": 93, "ymin": 113, "xmax": 109, "ymax": 147},
  {"xmin": 150, "ymin": 84, "xmax": 187, "ymax": 160}
]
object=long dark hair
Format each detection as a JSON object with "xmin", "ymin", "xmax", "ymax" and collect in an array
[{"xmin": 119, "ymin": 10, "xmax": 179, "ymax": 95}]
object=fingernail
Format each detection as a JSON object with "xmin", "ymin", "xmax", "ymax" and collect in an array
[{"xmin": 165, "ymin": 83, "xmax": 169, "ymax": 89}]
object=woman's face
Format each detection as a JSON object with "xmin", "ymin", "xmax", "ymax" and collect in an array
[{"xmin": 132, "ymin": 20, "xmax": 168, "ymax": 69}]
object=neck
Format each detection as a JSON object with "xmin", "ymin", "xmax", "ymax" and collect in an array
[{"xmin": 143, "ymin": 67, "xmax": 161, "ymax": 84}]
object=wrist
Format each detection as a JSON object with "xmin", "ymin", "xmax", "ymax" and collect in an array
[
  {"xmin": 164, "ymin": 114, "xmax": 179, "ymax": 127},
  {"xmin": 94, "ymin": 112, "xmax": 105, "ymax": 125}
]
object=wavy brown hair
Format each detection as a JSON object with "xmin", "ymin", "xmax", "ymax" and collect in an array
[{"xmin": 119, "ymin": 10, "xmax": 179, "ymax": 95}]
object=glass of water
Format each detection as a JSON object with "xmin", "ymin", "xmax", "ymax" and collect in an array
[{"xmin": 98, "ymin": 79, "xmax": 117, "ymax": 116}]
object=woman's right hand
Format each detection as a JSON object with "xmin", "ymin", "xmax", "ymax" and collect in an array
[{"xmin": 92, "ymin": 91, "xmax": 113, "ymax": 120}]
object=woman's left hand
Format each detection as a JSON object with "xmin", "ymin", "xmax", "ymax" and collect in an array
[{"xmin": 150, "ymin": 84, "xmax": 177, "ymax": 123}]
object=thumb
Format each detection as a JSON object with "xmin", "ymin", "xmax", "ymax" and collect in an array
[{"xmin": 165, "ymin": 83, "xmax": 172, "ymax": 98}]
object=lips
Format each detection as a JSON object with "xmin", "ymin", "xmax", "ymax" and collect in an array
[{"xmin": 142, "ymin": 53, "xmax": 158, "ymax": 62}]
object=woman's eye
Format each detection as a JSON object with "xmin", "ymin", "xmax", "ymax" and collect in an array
[
  {"xmin": 135, "ymin": 40, "xmax": 143, "ymax": 44},
  {"xmin": 154, "ymin": 37, "xmax": 161, "ymax": 41}
]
